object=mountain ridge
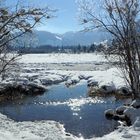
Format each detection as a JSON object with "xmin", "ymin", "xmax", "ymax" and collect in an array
[{"xmin": 33, "ymin": 29, "xmax": 111, "ymax": 47}]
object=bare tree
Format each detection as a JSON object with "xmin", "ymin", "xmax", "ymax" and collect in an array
[
  {"xmin": 0, "ymin": 0, "xmax": 53, "ymax": 78},
  {"xmin": 78, "ymin": 0, "xmax": 140, "ymax": 99}
]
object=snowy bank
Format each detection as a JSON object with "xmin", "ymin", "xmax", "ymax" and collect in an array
[
  {"xmin": 1, "ymin": 53, "xmax": 139, "ymax": 140},
  {"xmin": 94, "ymin": 117, "xmax": 140, "ymax": 140},
  {"xmin": 0, "ymin": 82, "xmax": 46, "ymax": 102},
  {"xmin": 0, "ymin": 112, "xmax": 140, "ymax": 140},
  {"xmin": 1, "ymin": 53, "xmax": 126, "ymax": 91},
  {"xmin": 0, "ymin": 113, "xmax": 77, "ymax": 140}
]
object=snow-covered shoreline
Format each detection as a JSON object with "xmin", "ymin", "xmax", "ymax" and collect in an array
[
  {"xmin": 0, "ymin": 111, "xmax": 140, "ymax": 140},
  {"xmin": 1, "ymin": 53, "xmax": 125, "ymax": 94},
  {"xmin": 0, "ymin": 113, "xmax": 77, "ymax": 140},
  {"xmin": 0, "ymin": 53, "xmax": 140, "ymax": 140}
]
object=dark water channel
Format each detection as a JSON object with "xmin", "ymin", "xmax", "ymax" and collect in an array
[{"xmin": 0, "ymin": 81, "xmax": 131, "ymax": 139}]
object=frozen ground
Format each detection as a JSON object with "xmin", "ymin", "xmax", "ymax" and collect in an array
[{"xmin": 0, "ymin": 53, "xmax": 140, "ymax": 140}]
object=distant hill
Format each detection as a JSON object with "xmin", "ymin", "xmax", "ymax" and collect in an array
[
  {"xmin": 33, "ymin": 29, "xmax": 111, "ymax": 47},
  {"xmin": 34, "ymin": 31, "xmax": 62, "ymax": 46},
  {"xmin": 12, "ymin": 29, "xmax": 111, "ymax": 48}
]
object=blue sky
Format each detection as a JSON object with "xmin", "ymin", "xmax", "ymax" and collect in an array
[
  {"xmin": 6, "ymin": 0, "xmax": 81, "ymax": 34},
  {"xmin": 36, "ymin": 0, "xmax": 81, "ymax": 34}
]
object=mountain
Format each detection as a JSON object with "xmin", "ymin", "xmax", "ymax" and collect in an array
[
  {"xmin": 61, "ymin": 30, "xmax": 110, "ymax": 46},
  {"xmin": 13, "ymin": 29, "xmax": 111, "ymax": 48},
  {"xmin": 34, "ymin": 31, "xmax": 62, "ymax": 46},
  {"xmin": 34, "ymin": 29, "xmax": 111, "ymax": 47}
]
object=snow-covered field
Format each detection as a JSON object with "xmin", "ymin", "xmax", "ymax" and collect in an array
[
  {"xmin": 18, "ymin": 53, "xmax": 108, "ymax": 64},
  {"xmin": 0, "ymin": 53, "xmax": 140, "ymax": 140},
  {"xmin": 4, "ymin": 53, "xmax": 124, "ymax": 89}
]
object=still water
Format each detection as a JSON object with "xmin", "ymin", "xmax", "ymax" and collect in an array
[{"xmin": 0, "ymin": 81, "xmax": 130, "ymax": 139}]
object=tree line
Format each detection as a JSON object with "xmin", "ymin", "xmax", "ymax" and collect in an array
[{"xmin": 11, "ymin": 43, "xmax": 108, "ymax": 54}]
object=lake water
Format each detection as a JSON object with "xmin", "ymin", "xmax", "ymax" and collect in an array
[{"xmin": 0, "ymin": 81, "xmax": 131, "ymax": 139}]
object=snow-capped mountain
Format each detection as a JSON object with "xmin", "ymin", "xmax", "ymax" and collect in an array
[
  {"xmin": 34, "ymin": 31, "xmax": 62, "ymax": 46},
  {"xmin": 61, "ymin": 30, "xmax": 110, "ymax": 46},
  {"xmin": 34, "ymin": 30, "xmax": 111, "ymax": 47}
]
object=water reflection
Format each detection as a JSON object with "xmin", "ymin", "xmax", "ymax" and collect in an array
[{"xmin": 0, "ymin": 81, "xmax": 130, "ymax": 138}]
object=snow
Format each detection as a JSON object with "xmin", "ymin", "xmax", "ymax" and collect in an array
[
  {"xmin": 133, "ymin": 117, "xmax": 140, "ymax": 131},
  {"xmin": 65, "ymin": 75, "xmax": 80, "ymax": 86},
  {"xmin": 55, "ymin": 36, "xmax": 62, "ymax": 40},
  {"xmin": 87, "ymin": 78, "xmax": 98, "ymax": 86},
  {"xmin": 0, "ymin": 53, "xmax": 140, "ymax": 140},
  {"xmin": 93, "ymin": 118, "xmax": 140, "ymax": 140},
  {"xmin": 18, "ymin": 53, "xmax": 107, "ymax": 64},
  {"xmin": 131, "ymin": 99, "xmax": 140, "ymax": 108},
  {"xmin": 124, "ymin": 108, "xmax": 140, "ymax": 124},
  {"xmin": 104, "ymin": 109, "xmax": 115, "ymax": 117},
  {"xmin": 1, "ymin": 53, "xmax": 125, "ymax": 90},
  {"xmin": 39, "ymin": 74, "xmax": 65, "ymax": 85},
  {"xmin": 0, "ymin": 111, "xmax": 140, "ymax": 140},
  {"xmin": 43, "ymin": 68, "xmax": 125, "ymax": 89},
  {"xmin": 116, "ymin": 106, "xmax": 128, "ymax": 114},
  {"xmin": 0, "ymin": 131, "xmax": 18, "ymax": 140},
  {"xmin": 0, "ymin": 113, "xmax": 77, "ymax": 140}
]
